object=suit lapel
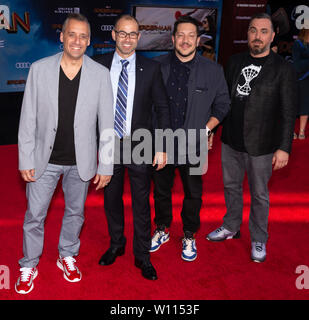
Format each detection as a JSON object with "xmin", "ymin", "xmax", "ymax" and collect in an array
[
  {"xmin": 131, "ymin": 54, "xmax": 144, "ymax": 133},
  {"xmin": 46, "ymin": 52, "xmax": 62, "ymax": 126},
  {"xmin": 160, "ymin": 56, "xmax": 171, "ymax": 85},
  {"xmin": 74, "ymin": 55, "xmax": 91, "ymax": 125}
]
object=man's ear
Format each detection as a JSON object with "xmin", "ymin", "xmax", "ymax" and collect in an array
[{"xmin": 111, "ymin": 29, "xmax": 116, "ymax": 42}]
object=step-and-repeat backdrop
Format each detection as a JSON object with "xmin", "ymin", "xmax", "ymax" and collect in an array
[{"xmin": 0, "ymin": 0, "xmax": 224, "ymax": 93}]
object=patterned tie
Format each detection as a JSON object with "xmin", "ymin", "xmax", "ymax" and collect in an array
[{"xmin": 114, "ymin": 59, "xmax": 129, "ymax": 138}]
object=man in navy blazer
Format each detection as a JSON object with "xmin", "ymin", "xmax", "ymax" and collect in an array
[
  {"xmin": 94, "ymin": 15, "xmax": 170, "ymax": 280},
  {"xmin": 149, "ymin": 16, "xmax": 230, "ymax": 262}
]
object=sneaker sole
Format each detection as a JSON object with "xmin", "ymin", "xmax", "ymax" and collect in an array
[
  {"xmin": 181, "ymin": 254, "xmax": 197, "ymax": 262},
  {"xmin": 149, "ymin": 237, "xmax": 170, "ymax": 253},
  {"xmin": 57, "ymin": 259, "xmax": 82, "ymax": 283},
  {"xmin": 206, "ymin": 230, "xmax": 241, "ymax": 242},
  {"xmin": 15, "ymin": 269, "xmax": 38, "ymax": 295},
  {"xmin": 251, "ymin": 256, "xmax": 266, "ymax": 263}
]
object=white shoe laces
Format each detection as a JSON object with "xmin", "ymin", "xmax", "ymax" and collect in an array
[
  {"xmin": 20, "ymin": 267, "xmax": 35, "ymax": 282},
  {"xmin": 62, "ymin": 256, "xmax": 77, "ymax": 271},
  {"xmin": 153, "ymin": 230, "xmax": 164, "ymax": 242},
  {"xmin": 183, "ymin": 238, "xmax": 194, "ymax": 251}
]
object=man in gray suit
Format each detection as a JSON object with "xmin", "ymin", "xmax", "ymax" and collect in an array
[{"xmin": 15, "ymin": 13, "xmax": 114, "ymax": 294}]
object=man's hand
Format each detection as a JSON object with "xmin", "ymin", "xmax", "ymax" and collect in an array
[
  {"xmin": 272, "ymin": 150, "xmax": 289, "ymax": 170},
  {"xmin": 20, "ymin": 169, "xmax": 36, "ymax": 182},
  {"xmin": 208, "ymin": 133, "xmax": 214, "ymax": 150},
  {"xmin": 93, "ymin": 174, "xmax": 112, "ymax": 190},
  {"xmin": 152, "ymin": 152, "xmax": 167, "ymax": 171}
]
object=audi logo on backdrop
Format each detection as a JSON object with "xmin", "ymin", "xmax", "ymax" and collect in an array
[
  {"xmin": 15, "ymin": 62, "xmax": 31, "ymax": 69},
  {"xmin": 101, "ymin": 25, "xmax": 113, "ymax": 32}
]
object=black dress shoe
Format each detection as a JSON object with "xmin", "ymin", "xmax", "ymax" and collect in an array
[
  {"xmin": 98, "ymin": 247, "xmax": 125, "ymax": 266},
  {"xmin": 135, "ymin": 258, "xmax": 158, "ymax": 280}
]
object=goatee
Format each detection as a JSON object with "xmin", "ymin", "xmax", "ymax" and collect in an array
[{"xmin": 175, "ymin": 48, "xmax": 196, "ymax": 58}]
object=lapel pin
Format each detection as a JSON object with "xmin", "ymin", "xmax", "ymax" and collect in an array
[{"xmin": 140, "ymin": 67, "xmax": 143, "ymax": 72}]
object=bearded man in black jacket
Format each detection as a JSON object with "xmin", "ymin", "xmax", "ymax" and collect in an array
[{"xmin": 207, "ymin": 13, "xmax": 297, "ymax": 263}]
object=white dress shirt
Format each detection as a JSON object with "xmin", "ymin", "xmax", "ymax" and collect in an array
[{"xmin": 110, "ymin": 51, "xmax": 136, "ymax": 136}]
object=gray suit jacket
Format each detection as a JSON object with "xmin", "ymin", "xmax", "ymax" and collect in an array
[{"xmin": 18, "ymin": 52, "xmax": 114, "ymax": 181}]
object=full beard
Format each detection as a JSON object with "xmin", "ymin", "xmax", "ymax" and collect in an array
[{"xmin": 249, "ymin": 42, "xmax": 268, "ymax": 56}]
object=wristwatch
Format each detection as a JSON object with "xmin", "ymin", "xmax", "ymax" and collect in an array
[{"xmin": 206, "ymin": 126, "xmax": 212, "ymax": 137}]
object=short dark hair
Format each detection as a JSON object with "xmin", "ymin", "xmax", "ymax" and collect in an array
[
  {"xmin": 173, "ymin": 15, "xmax": 199, "ymax": 36},
  {"xmin": 114, "ymin": 14, "xmax": 139, "ymax": 30},
  {"xmin": 249, "ymin": 12, "xmax": 274, "ymax": 32},
  {"xmin": 62, "ymin": 13, "xmax": 91, "ymax": 36}
]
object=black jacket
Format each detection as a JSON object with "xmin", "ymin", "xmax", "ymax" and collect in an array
[
  {"xmin": 155, "ymin": 52, "xmax": 230, "ymax": 131},
  {"xmin": 93, "ymin": 52, "xmax": 171, "ymax": 134},
  {"xmin": 221, "ymin": 50, "xmax": 297, "ymax": 156}
]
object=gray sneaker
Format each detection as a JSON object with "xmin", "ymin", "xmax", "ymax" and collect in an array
[
  {"xmin": 251, "ymin": 242, "xmax": 266, "ymax": 263},
  {"xmin": 206, "ymin": 226, "xmax": 240, "ymax": 241}
]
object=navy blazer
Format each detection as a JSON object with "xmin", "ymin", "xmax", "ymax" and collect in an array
[
  {"xmin": 93, "ymin": 51, "xmax": 170, "ymax": 135},
  {"xmin": 154, "ymin": 52, "xmax": 230, "ymax": 132}
]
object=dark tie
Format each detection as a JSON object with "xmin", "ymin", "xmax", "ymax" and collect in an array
[{"xmin": 114, "ymin": 59, "xmax": 129, "ymax": 138}]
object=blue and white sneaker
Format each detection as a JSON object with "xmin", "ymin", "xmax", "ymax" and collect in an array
[
  {"xmin": 150, "ymin": 227, "xmax": 170, "ymax": 252},
  {"xmin": 181, "ymin": 234, "xmax": 197, "ymax": 262}
]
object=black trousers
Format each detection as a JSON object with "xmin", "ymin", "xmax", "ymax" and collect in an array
[
  {"xmin": 104, "ymin": 159, "xmax": 152, "ymax": 263},
  {"xmin": 153, "ymin": 164, "xmax": 203, "ymax": 233}
]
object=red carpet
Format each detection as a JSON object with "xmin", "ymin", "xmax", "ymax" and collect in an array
[{"xmin": 0, "ymin": 125, "xmax": 309, "ymax": 300}]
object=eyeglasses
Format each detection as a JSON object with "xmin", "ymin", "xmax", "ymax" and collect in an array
[{"xmin": 114, "ymin": 30, "xmax": 139, "ymax": 39}]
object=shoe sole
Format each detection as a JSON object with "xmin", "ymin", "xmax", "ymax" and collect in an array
[
  {"xmin": 134, "ymin": 261, "xmax": 158, "ymax": 280},
  {"xmin": 15, "ymin": 269, "xmax": 38, "ymax": 295},
  {"xmin": 149, "ymin": 237, "xmax": 170, "ymax": 253},
  {"xmin": 57, "ymin": 259, "xmax": 82, "ymax": 283},
  {"xmin": 181, "ymin": 254, "xmax": 197, "ymax": 262},
  {"xmin": 251, "ymin": 256, "xmax": 266, "ymax": 263},
  {"xmin": 98, "ymin": 248, "xmax": 125, "ymax": 266},
  {"xmin": 206, "ymin": 230, "xmax": 241, "ymax": 242}
]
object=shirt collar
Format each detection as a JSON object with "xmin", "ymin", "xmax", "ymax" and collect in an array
[
  {"xmin": 172, "ymin": 51, "xmax": 196, "ymax": 70},
  {"xmin": 114, "ymin": 51, "xmax": 136, "ymax": 70}
]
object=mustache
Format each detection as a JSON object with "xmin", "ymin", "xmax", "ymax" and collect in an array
[{"xmin": 252, "ymin": 40, "xmax": 263, "ymax": 44}]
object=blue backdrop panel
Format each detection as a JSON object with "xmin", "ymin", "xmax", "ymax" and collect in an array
[
  {"xmin": 0, "ymin": 0, "xmax": 125, "ymax": 93},
  {"xmin": 0, "ymin": 0, "xmax": 223, "ymax": 93}
]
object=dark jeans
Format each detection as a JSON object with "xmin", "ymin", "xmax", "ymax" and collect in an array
[
  {"xmin": 221, "ymin": 143, "xmax": 273, "ymax": 243},
  {"xmin": 153, "ymin": 164, "xmax": 203, "ymax": 233}
]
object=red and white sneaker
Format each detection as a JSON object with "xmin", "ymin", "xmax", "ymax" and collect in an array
[
  {"xmin": 57, "ymin": 256, "xmax": 82, "ymax": 282},
  {"xmin": 15, "ymin": 267, "xmax": 38, "ymax": 294}
]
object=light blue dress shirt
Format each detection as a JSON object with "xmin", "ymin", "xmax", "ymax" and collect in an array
[{"xmin": 110, "ymin": 51, "xmax": 136, "ymax": 136}]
